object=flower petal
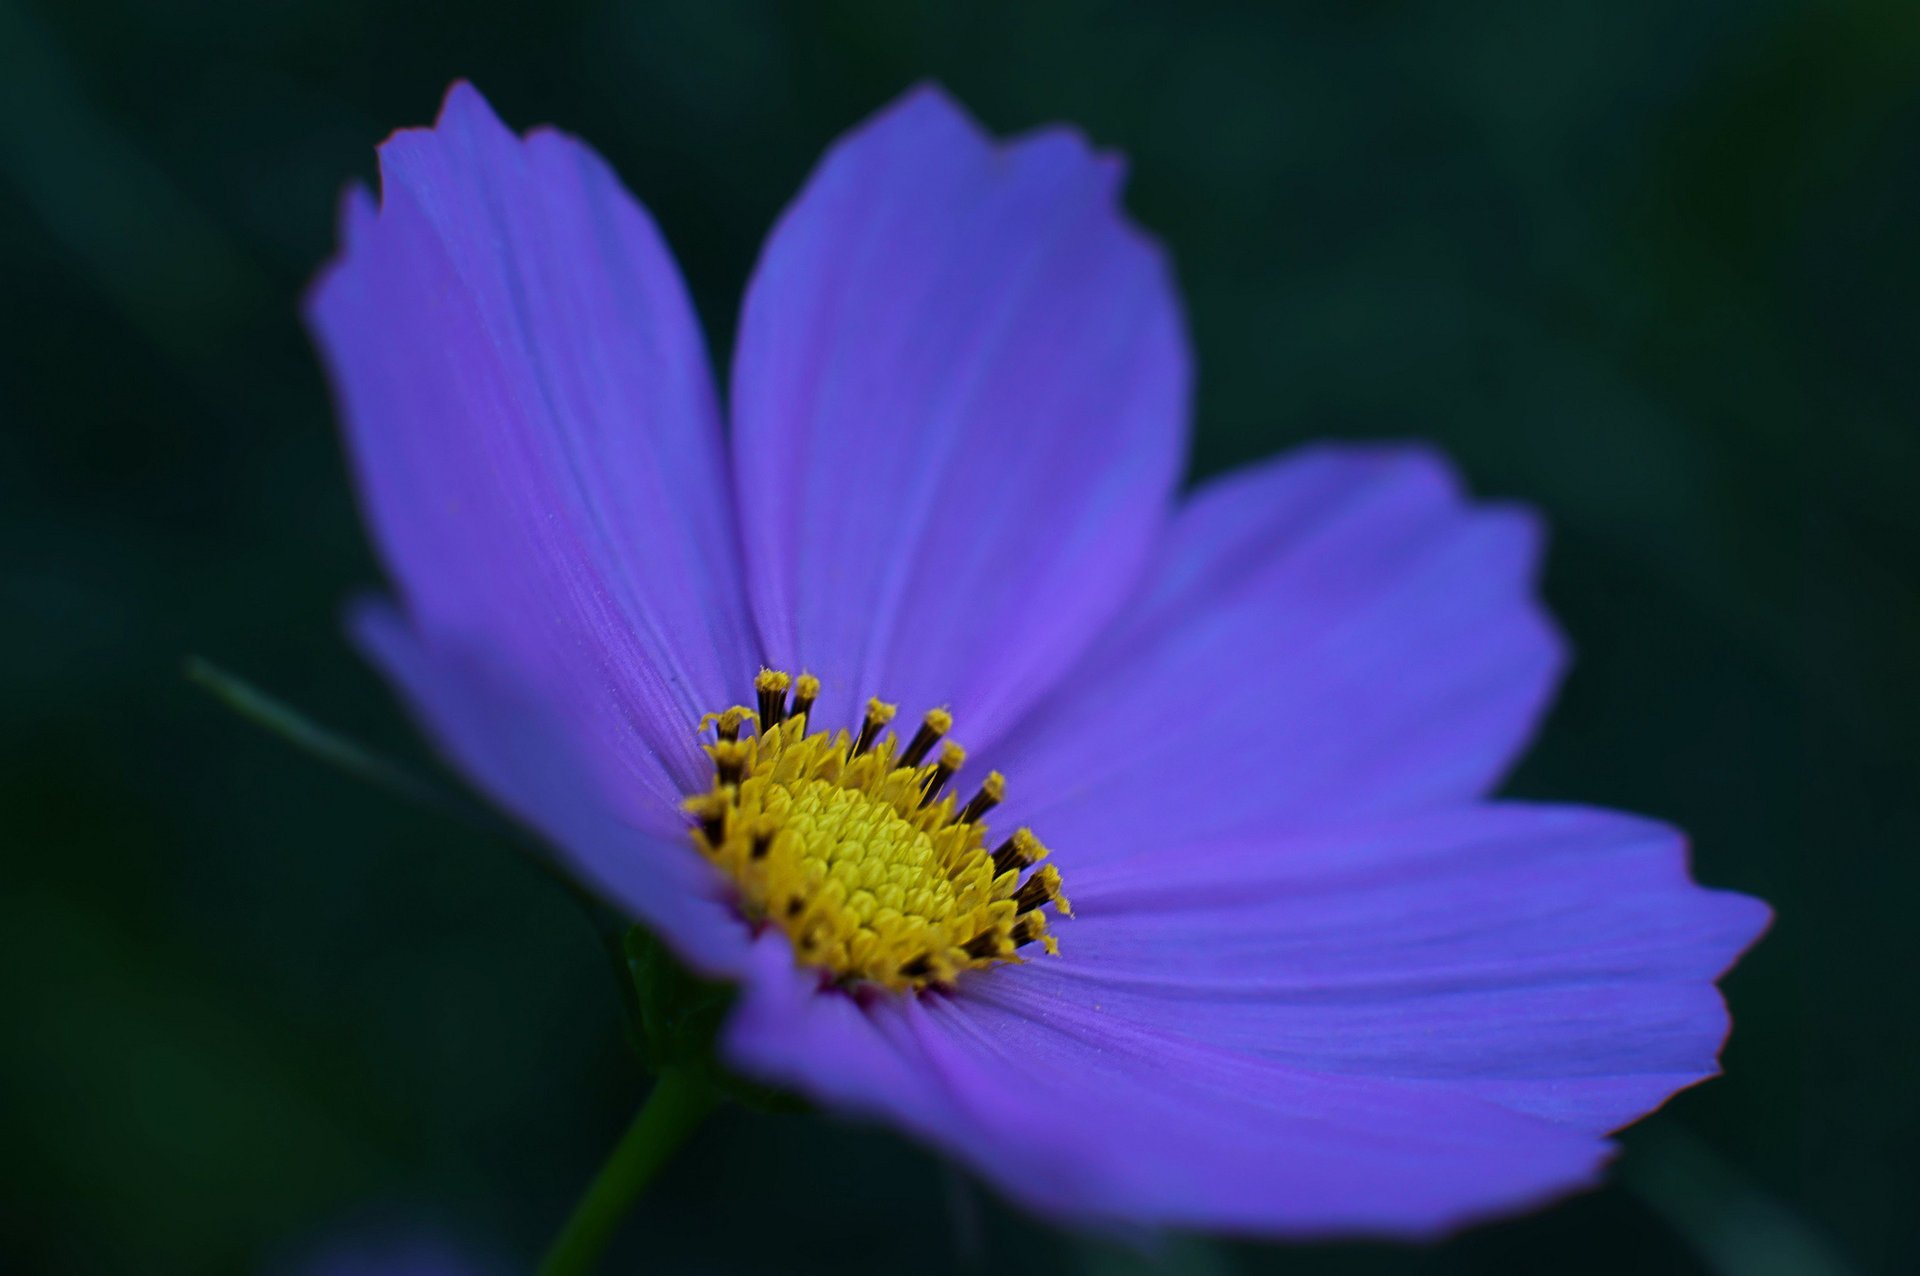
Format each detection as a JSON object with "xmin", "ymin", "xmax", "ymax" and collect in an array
[
  {"xmin": 308, "ymin": 82, "xmax": 758, "ymax": 817},
  {"xmin": 1032, "ymin": 803, "xmax": 1771, "ymax": 1132},
  {"xmin": 353, "ymin": 602, "xmax": 749, "ymax": 977},
  {"xmin": 725, "ymin": 933, "xmax": 1609, "ymax": 1237},
  {"xmin": 992, "ymin": 444, "xmax": 1564, "ymax": 862},
  {"xmin": 731, "ymin": 85, "xmax": 1189, "ymax": 741}
]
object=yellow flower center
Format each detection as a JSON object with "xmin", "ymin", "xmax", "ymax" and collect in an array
[{"xmin": 687, "ymin": 669, "xmax": 1070, "ymax": 992}]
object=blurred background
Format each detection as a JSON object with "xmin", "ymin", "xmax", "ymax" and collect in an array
[{"xmin": 4, "ymin": 1, "xmax": 1914, "ymax": 1272}]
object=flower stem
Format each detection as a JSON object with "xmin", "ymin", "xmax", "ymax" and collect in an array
[{"xmin": 536, "ymin": 1068, "xmax": 718, "ymax": 1276}]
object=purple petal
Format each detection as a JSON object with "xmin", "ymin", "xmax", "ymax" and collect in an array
[
  {"xmin": 1028, "ymin": 803, "xmax": 1771, "ymax": 1131},
  {"xmin": 308, "ymin": 82, "xmax": 758, "ymax": 818},
  {"xmin": 725, "ymin": 934, "xmax": 1610, "ymax": 1238},
  {"xmin": 991, "ymin": 444, "xmax": 1565, "ymax": 863},
  {"xmin": 355, "ymin": 603, "xmax": 749, "ymax": 977},
  {"xmin": 730, "ymin": 84, "xmax": 1189, "ymax": 740}
]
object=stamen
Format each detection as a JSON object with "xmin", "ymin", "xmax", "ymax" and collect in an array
[
  {"xmin": 898, "ymin": 708, "xmax": 952, "ymax": 768},
  {"xmin": 712, "ymin": 739, "xmax": 750, "ymax": 786},
  {"xmin": 992, "ymin": 829, "xmax": 1046, "ymax": 878},
  {"xmin": 697, "ymin": 705, "xmax": 756, "ymax": 741},
  {"xmin": 1010, "ymin": 914, "xmax": 1059, "ymax": 955},
  {"xmin": 688, "ymin": 793, "xmax": 727, "ymax": 847},
  {"xmin": 688, "ymin": 677, "xmax": 1069, "ymax": 992},
  {"xmin": 755, "ymin": 668, "xmax": 791, "ymax": 726},
  {"xmin": 961, "ymin": 929, "xmax": 1005, "ymax": 960},
  {"xmin": 920, "ymin": 741, "xmax": 966, "ymax": 807},
  {"xmin": 958, "ymin": 771, "xmax": 1005, "ymax": 824},
  {"xmin": 791, "ymin": 672, "xmax": 820, "ymax": 723},
  {"xmin": 715, "ymin": 706, "xmax": 750, "ymax": 742},
  {"xmin": 853, "ymin": 698, "xmax": 897, "ymax": 755},
  {"xmin": 1014, "ymin": 865, "xmax": 1067, "ymax": 915}
]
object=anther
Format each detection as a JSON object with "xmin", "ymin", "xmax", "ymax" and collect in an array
[
  {"xmin": 1010, "ymin": 915, "xmax": 1046, "ymax": 949},
  {"xmin": 791, "ymin": 673, "xmax": 820, "ymax": 723},
  {"xmin": 1014, "ymin": 865, "xmax": 1064, "ymax": 914},
  {"xmin": 898, "ymin": 708, "xmax": 953, "ymax": 768},
  {"xmin": 697, "ymin": 706, "xmax": 756, "ymax": 740},
  {"xmin": 715, "ymin": 706, "xmax": 750, "ymax": 742},
  {"xmin": 962, "ymin": 929, "xmax": 1006, "ymax": 960},
  {"xmin": 898, "ymin": 953, "xmax": 936, "ymax": 980},
  {"xmin": 958, "ymin": 771, "xmax": 1005, "ymax": 824},
  {"xmin": 992, "ymin": 828, "xmax": 1045, "ymax": 878},
  {"xmin": 755, "ymin": 668, "xmax": 791, "ymax": 727},
  {"xmin": 712, "ymin": 739, "xmax": 750, "ymax": 786},
  {"xmin": 920, "ymin": 741, "xmax": 966, "ymax": 807},
  {"xmin": 853, "ymin": 698, "xmax": 897, "ymax": 755},
  {"xmin": 688, "ymin": 795, "xmax": 727, "ymax": 846}
]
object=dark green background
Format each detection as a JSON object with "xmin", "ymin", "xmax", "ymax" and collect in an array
[{"xmin": 5, "ymin": 1, "xmax": 1914, "ymax": 1272}]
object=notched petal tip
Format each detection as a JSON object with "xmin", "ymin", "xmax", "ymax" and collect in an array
[
  {"xmin": 369, "ymin": 79, "xmax": 528, "ymax": 211},
  {"xmin": 1704, "ymin": 888, "xmax": 1774, "ymax": 976},
  {"xmin": 889, "ymin": 78, "xmax": 970, "ymax": 125},
  {"xmin": 336, "ymin": 181, "xmax": 379, "ymax": 241},
  {"xmin": 309, "ymin": 83, "xmax": 516, "ymax": 287},
  {"xmin": 866, "ymin": 79, "xmax": 1054, "ymax": 163},
  {"xmin": 854, "ymin": 78, "xmax": 1135, "ymax": 209},
  {"xmin": 301, "ymin": 183, "xmax": 380, "ymax": 323},
  {"xmin": 1595, "ymin": 808, "xmax": 1773, "ymax": 974},
  {"xmin": 435, "ymin": 78, "xmax": 492, "ymax": 127}
]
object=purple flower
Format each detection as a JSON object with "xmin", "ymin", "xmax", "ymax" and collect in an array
[{"xmin": 308, "ymin": 81, "xmax": 1768, "ymax": 1238}]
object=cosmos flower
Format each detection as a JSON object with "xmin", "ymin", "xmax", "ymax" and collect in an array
[{"xmin": 308, "ymin": 81, "xmax": 1769, "ymax": 1238}]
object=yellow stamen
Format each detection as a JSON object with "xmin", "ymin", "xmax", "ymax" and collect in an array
[
  {"xmin": 687, "ymin": 672, "xmax": 1068, "ymax": 992},
  {"xmin": 697, "ymin": 706, "xmax": 755, "ymax": 741},
  {"xmin": 754, "ymin": 668, "xmax": 792, "ymax": 725},
  {"xmin": 898, "ymin": 707, "xmax": 952, "ymax": 768},
  {"xmin": 791, "ymin": 672, "xmax": 821, "ymax": 722},
  {"xmin": 853, "ymin": 698, "xmax": 896, "ymax": 755}
]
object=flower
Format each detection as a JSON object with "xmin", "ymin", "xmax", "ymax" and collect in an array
[{"xmin": 307, "ymin": 80, "xmax": 1769, "ymax": 1239}]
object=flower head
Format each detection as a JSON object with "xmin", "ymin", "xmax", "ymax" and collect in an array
[
  {"xmin": 687, "ymin": 684, "xmax": 1067, "ymax": 991},
  {"xmin": 308, "ymin": 81, "xmax": 1769, "ymax": 1238}
]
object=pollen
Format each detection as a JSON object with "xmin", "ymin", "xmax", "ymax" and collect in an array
[{"xmin": 687, "ymin": 670, "xmax": 1070, "ymax": 992}]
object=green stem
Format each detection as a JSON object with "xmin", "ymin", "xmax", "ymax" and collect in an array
[{"xmin": 537, "ymin": 1069, "xmax": 718, "ymax": 1276}]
